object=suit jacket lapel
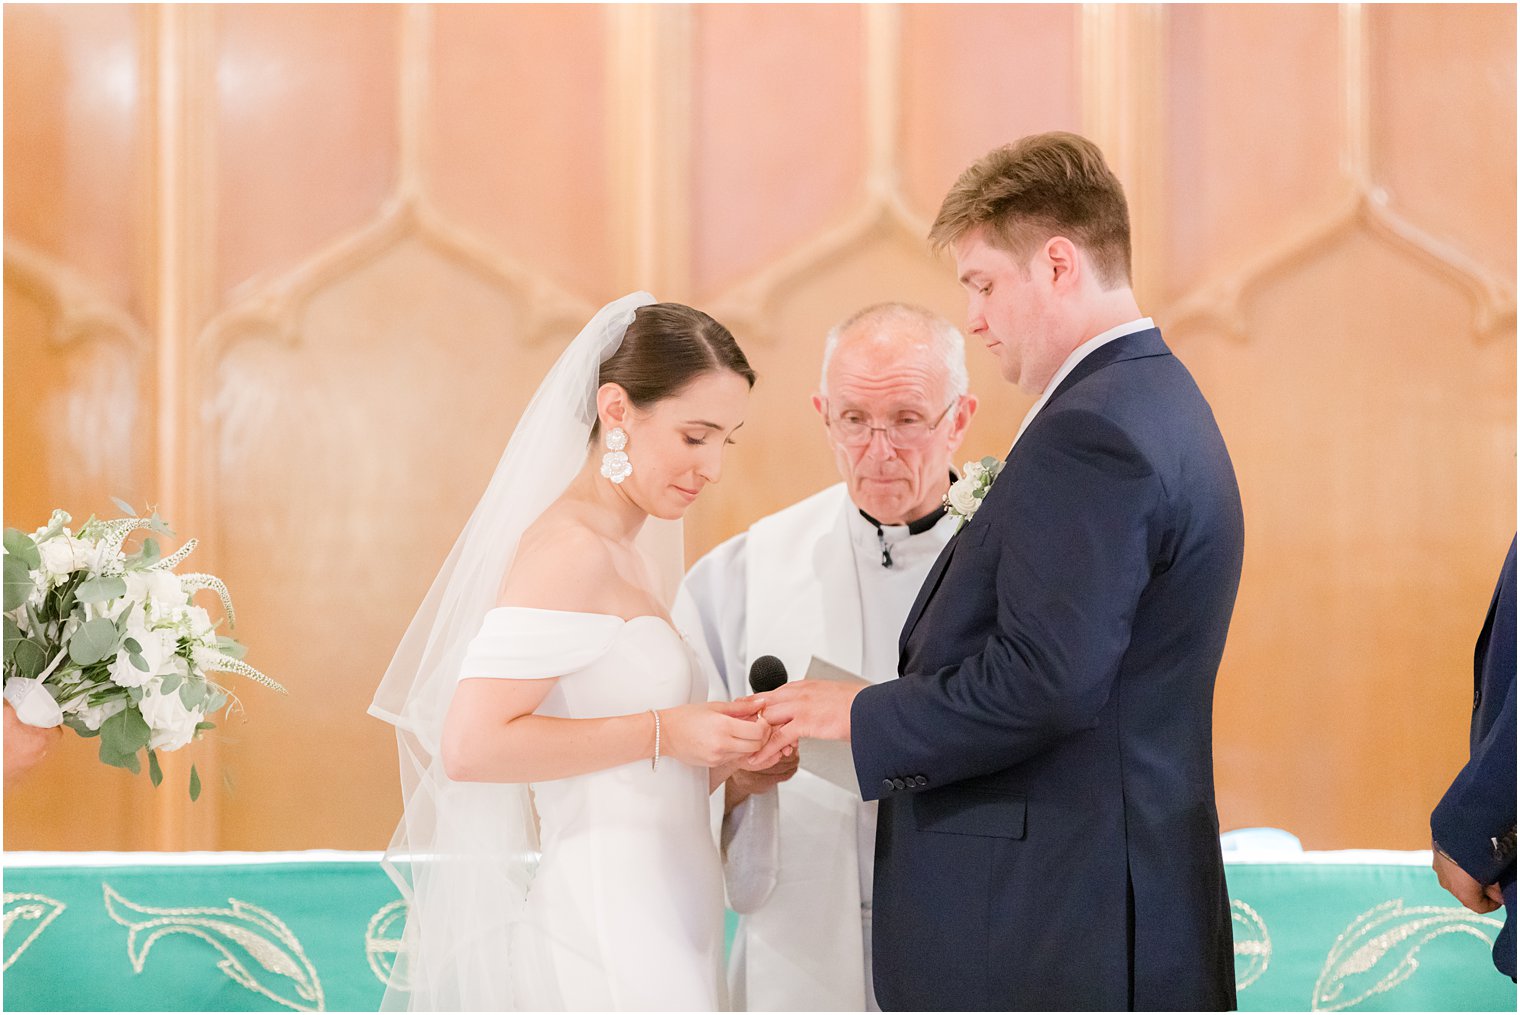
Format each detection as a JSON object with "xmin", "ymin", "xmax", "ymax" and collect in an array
[
  {"xmin": 897, "ymin": 531, "xmax": 961, "ymax": 664},
  {"xmin": 897, "ymin": 329, "xmax": 1172, "ymax": 667},
  {"xmin": 1046, "ymin": 327, "xmax": 1168, "ymax": 406}
]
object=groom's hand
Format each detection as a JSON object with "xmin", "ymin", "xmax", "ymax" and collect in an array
[
  {"xmin": 1433, "ymin": 841, "xmax": 1505, "ymax": 914},
  {"xmin": 742, "ymin": 680, "xmax": 862, "ymax": 769}
]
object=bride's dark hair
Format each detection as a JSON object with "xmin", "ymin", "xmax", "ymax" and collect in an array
[{"xmin": 592, "ymin": 302, "xmax": 756, "ymax": 440}]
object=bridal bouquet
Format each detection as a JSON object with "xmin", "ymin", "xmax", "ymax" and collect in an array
[{"xmin": 2, "ymin": 502, "xmax": 283, "ymax": 798}]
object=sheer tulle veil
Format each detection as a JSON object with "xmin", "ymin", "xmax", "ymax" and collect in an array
[{"xmin": 369, "ymin": 292, "xmax": 683, "ymax": 1010}]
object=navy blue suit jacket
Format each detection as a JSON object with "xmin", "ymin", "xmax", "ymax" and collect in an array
[
  {"xmin": 851, "ymin": 328, "xmax": 1244, "ymax": 1011},
  {"xmin": 1432, "ymin": 536, "xmax": 1517, "ymax": 981}
]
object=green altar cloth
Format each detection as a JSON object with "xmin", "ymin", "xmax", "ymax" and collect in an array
[{"xmin": 2, "ymin": 850, "xmax": 1513, "ymax": 1011}]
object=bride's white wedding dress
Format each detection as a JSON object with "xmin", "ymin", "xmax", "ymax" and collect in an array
[
  {"xmin": 463, "ymin": 607, "xmax": 724, "ymax": 1011},
  {"xmin": 372, "ymin": 292, "xmax": 721, "ymax": 1011}
]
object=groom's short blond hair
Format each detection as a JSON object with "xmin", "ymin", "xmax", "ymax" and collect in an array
[{"xmin": 929, "ymin": 132, "xmax": 1132, "ymax": 290}]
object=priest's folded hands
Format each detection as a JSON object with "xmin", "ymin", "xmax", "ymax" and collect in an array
[{"xmin": 741, "ymin": 679, "xmax": 865, "ymax": 769}]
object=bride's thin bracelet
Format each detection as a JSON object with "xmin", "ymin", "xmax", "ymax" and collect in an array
[{"xmin": 649, "ymin": 709, "xmax": 661, "ymax": 771}]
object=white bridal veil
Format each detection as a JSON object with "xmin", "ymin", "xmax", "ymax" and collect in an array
[{"xmin": 369, "ymin": 291, "xmax": 683, "ymax": 1010}]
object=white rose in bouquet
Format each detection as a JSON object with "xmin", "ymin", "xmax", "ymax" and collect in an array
[
  {"xmin": 34, "ymin": 535, "xmax": 82, "ymax": 585},
  {"xmin": 184, "ymin": 605, "xmax": 216, "ymax": 643},
  {"xmin": 77, "ymin": 538, "xmax": 123, "ymax": 576},
  {"xmin": 139, "ymin": 678, "xmax": 202, "ymax": 752},
  {"xmin": 131, "ymin": 570, "xmax": 190, "ymax": 623},
  {"xmin": 108, "ymin": 620, "xmax": 175, "ymax": 689},
  {"xmin": 71, "ymin": 696, "xmax": 128, "ymax": 732}
]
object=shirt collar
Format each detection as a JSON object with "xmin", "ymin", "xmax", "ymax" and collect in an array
[{"xmin": 1012, "ymin": 316, "xmax": 1153, "ymax": 448}]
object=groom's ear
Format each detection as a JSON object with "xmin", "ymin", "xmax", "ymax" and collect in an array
[
  {"xmin": 1044, "ymin": 236, "xmax": 1080, "ymax": 290},
  {"xmin": 596, "ymin": 382, "xmax": 631, "ymax": 428}
]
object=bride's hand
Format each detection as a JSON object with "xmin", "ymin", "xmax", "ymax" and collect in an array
[{"xmin": 661, "ymin": 701, "xmax": 771, "ymax": 768}]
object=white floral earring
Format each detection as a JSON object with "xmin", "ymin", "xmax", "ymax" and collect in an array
[{"xmin": 600, "ymin": 426, "xmax": 633, "ymax": 484}]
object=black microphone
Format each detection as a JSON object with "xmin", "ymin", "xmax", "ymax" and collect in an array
[{"xmin": 748, "ymin": 655, "xmax": 788, "ymax": 694}]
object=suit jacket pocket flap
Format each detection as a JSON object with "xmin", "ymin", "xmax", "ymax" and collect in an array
[{"xmin": 913, "ymin": 787, "xmax": 1027, "ymax": 839}]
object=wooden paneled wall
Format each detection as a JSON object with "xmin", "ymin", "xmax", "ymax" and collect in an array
[{"xmin": 5, "ymin": 4, "xmax": 1513, "ymax": 851}]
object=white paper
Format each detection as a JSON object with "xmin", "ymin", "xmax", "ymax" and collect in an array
[{"xmin": 795, "ymin": 656, "xmax": 869, "ymax": 794}]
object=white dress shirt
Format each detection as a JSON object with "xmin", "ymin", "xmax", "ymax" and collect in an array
[{"xmin": 1012, "ymin": 316, "xmax": 1154, "ymax": 450}]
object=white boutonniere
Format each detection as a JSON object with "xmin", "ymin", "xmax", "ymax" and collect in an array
[{"xmin": 944, "ymin": 457, "xmax": 1004, "ymax": 529}]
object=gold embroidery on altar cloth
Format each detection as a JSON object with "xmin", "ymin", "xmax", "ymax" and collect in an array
[
  {"xmin": 1312, "ymin": 898, "xmax": 1503, "ymax": 1011},
  {"xmin": 365, "ymin": 898, "xmax": 410, "ymax": 990},
  {"xmin": 3, "ymin": 892, "xmax": 67, "ymax": 970},
  {"xmin": 102, "ymin": 882, "xmax": 326, "ymax": 1012},
  {"xmin": 1230, "ymin": 898, "xmax": 1272, "ymax": 989}
]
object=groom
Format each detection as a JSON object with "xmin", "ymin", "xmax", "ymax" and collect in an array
[{"xmin": 748, "ymin": 132, "xmax": 1244, "ymax": 1010}]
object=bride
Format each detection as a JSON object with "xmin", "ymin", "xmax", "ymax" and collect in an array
[{"xmin": 370, "ymin": 293, "xmax": 770, "ymax": 1011}]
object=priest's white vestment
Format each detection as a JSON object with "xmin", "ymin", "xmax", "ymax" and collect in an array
[{"xmin": 674, "ymin": 482, "xmax": 955, "ymax": 1011}]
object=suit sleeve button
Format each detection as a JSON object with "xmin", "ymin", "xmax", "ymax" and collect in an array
[
  {"xmin": 881, "ymin": 779, "xmax": 895, "ymax": 793},
  {"xmin": 914, "ymin": 775, "xmax": 928, "ymax": 786},
  {"xmin": 892, "ymin": 777, "xmax": 907, "ymax": 790}
]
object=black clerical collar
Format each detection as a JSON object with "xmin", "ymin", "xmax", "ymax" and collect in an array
[
  {"xmin": 857, "ymin": 469, "xmax": 958, "ymax": 538},
  {"xmin": 858, "ymin": 503, "xmax": 948, "ymax": 537},
  {"xmin": 857, "ymin": 479, "xmax": 953, "ymax": 569}
]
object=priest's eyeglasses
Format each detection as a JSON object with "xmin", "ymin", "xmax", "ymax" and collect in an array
[{"xmin": 825, "ymin": 399, "xmax": 958, "ymax": 449}]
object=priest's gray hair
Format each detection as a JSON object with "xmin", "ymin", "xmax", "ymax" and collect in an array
[{"xmin": 819, "ymin": 302, "xmax": 970, "ymax": 402}]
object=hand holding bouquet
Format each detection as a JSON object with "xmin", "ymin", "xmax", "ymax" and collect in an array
[{"xmin": 3, "ymin": 503, "xmax": 282, "ymax": 798}]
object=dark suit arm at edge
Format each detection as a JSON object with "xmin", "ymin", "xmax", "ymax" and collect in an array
[{"xmin": 1433, "ymin": 674, "xmax": 1517, "ymax": 885}]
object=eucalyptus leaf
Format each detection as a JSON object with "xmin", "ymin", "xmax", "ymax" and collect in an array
[
  {"xmin": 3, "ymin": 529, "xmax": 40, "ymax": 570},
  {"xmin": 3, "ymin": 615, "xmax": 20, "ymax": 653},
  {"xmin": 147, "ymin": 749, "xmax": 163, "ymax": 787},
  {"xmin": 68, "ymin": 618, "xmax": 119, "ymax": 666},
  {"xmin": 127, "ymin": 685, "xmax": 143, "ymax": 704},
  {"xmin": 179, "ymin": 680, "xmax": 207, "ymax": 710},
  {"xmin": 99, "ymin": 710, "xmax": 132, "ymax": 758},
  {"xmin": 189, "ymin": 764, "xmax": 201, "ymax": 802},
  {"xmin": 980, "ymin": 456, "xmax": 1000, "ymax": 470},
  {"xmin": 129, "ymin": 652, "xmax": 148, "ymax": 672},
  {"xmin": 124, "ymin": 537, "xmax": 161, "ymax": 571},
  {"xmin": 3, "ymin": 555, "xmax": 34, "ymax": 612},
  {"xmin": 123, "ymin": 637, "xmax": 141, "ymax": 654},
  {"xmin": 101, "ymin": 707, "xmax": 150, "ymax": 758},
  {"xmin": 215, "ymin": 636, "xmax": 248, "ymax": 661},
  {"xmin": 11, "ymin": 639, "xmax": 46, "ymax": 680},
  {"xmin": 159, "ymin": 671, "xmax": 184, "ymax": 695},
  {"xmin": 195, "ymin": 721, "xmax": 216, "ymax": 732},
  {"xmin": 148, "ymin": 511, "xmax": 174, "ymax": 537},
  {"xmin": 44, "ymin": 585, "xmax": 66, "ymax": 625},
  {"xmin": 98, "ymin": 734, "xmax": 141, "ymax": 774},
  {"xmin": 110, "ymin": 496, "xmax": 138, "ymax": 517},
  {"xmin": 75, "ymin": 576, "xmax": 127, "ymax": 604},
  {"xmin": 64, "ymin": 717, "xmax": 101, "ymax": 738}
]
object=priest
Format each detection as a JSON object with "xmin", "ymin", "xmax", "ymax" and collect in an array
[{"xmin": 675, "ymin": 302, "xmax": 978, "ymax": 1010}]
